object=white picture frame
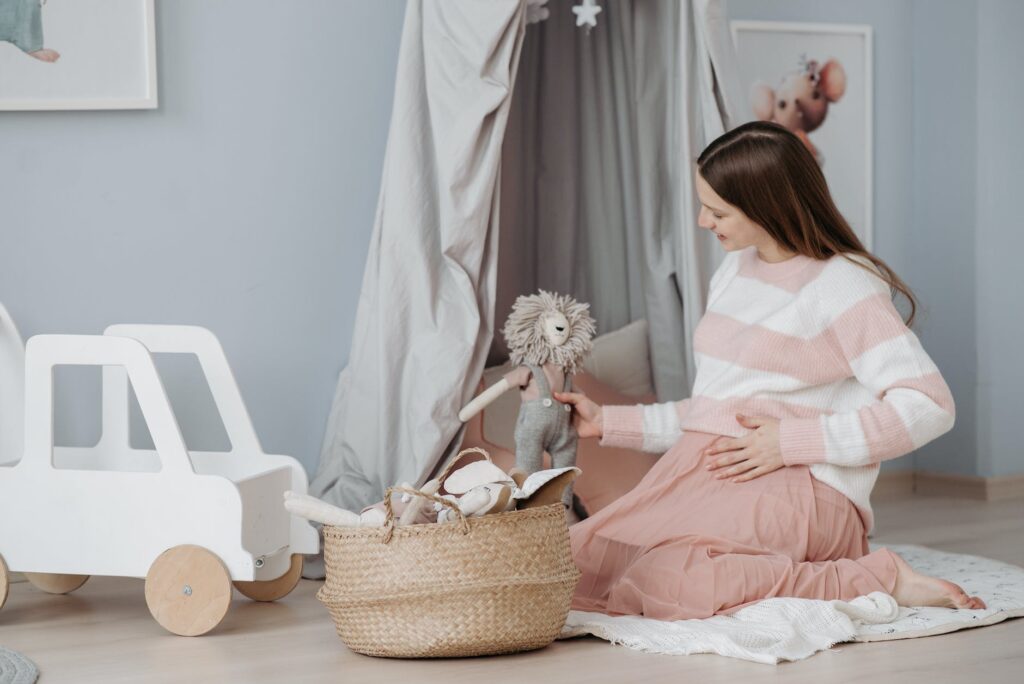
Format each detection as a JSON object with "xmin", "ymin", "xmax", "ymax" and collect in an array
[
  {"xmin": 730, "ymin": 21, "xmax": 873, "ymax": 251},
  {"xmin": 0, "ymin": 0, "xmax": 157, "ymax": 111}
]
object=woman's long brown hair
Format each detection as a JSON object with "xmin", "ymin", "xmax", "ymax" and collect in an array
[{"xmin": 696, "ymin": 121, "xmax": 917, "ymax": 327}]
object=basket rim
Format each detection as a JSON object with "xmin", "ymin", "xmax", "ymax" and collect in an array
[
  {"xmin": 317, "ymin": 570, "xmax": 581, "ymax": 605},
  {"xmin": 321, "ymin": 503, "xmax": 567, "ymax": 541}
]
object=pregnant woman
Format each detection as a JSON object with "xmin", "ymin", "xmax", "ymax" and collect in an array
[{"xmin": 555, "ymin": 121, "xmax": 985, "ymax": 620}]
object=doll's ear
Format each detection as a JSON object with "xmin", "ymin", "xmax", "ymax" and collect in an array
[
  {"xmin": 750, "ymin": 82, "xmax": 776, "ymax": 121},
  {"xmin": 819, "ymin": 59, "xmax": 847, "ymax": 102},
  {"xmin": 484, "ymin": 484, "xmax": 514, "ymax": 514},
  {"xmin": 508, "ymin": 467, "xmax": 528, "ymax": 488},
  {"xmin": 519, "ymin": 469, "xmax": 580, "ymax": 509}
]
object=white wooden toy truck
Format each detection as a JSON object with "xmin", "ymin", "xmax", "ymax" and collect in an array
[{"xmin": 0, "ymin": 309, "xmax": 318, "ymax": 636}]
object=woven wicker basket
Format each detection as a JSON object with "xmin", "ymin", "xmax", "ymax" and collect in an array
[{"xmin": 317, "ymin": 448, "xmax": 581, "ymax": 658}]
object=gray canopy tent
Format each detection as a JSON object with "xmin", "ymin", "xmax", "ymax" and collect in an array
[{"xmin": 310, "ymin": 0, "xmax": 741, "ymax": 515}]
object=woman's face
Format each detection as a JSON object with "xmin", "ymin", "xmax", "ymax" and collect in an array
[{"xmin": 695, "ymin": 172, "xmax": 772, "ymax": 253}]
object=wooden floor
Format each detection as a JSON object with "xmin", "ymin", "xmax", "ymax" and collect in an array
[{"xmin": 2, "ymin": 494, "xmax": 1023, "ymax": 683}]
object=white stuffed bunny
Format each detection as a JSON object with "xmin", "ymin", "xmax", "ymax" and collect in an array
[{"xmin": 434, "ymin": 459, "xmax": 516, "ymax": 522}]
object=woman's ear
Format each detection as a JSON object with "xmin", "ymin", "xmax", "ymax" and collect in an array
[{"xmin": 819, "ymin": 59, "xmax": 847, "ymax": 102}]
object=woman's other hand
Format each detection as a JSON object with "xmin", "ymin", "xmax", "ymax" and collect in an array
[
  {"xmin": 553, "ymin": 391, "xmax": 604, "ymax": 439},
  {"xmin": 703, "ymin": 414, "xmax": 784, "ymax": 482}
]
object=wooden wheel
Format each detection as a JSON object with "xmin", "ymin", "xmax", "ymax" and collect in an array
[
  {"xmin": 24, "ymin": 572, "xmax": 90, "ymax": 594},
  {"xmin": 233, "ymin": 554, "xmax": 303, "ymax": 602},
  {"xmin": 145, "ymin": 545, "xmax": 232, "ymax": 637},
  {"xmin": 0, "ymin": 555, "xmax": 9, "ymax": 611}
]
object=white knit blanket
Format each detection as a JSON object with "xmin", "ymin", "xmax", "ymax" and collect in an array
[{"xmin": 558, "ymin": 545, "xmax": 1024, "ymax": 664}]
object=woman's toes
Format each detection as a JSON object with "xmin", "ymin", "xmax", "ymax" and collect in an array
[
  {"xmin": 944, "ymin": 583, "xmax": 973, "ymax": 608},
  {"xmin": 944, "ymin": 584, "xmax": 988, "ymax": 610},
  {"xmin": 889, "ymin": 552, "xmax": 987, "ymax": 610}
]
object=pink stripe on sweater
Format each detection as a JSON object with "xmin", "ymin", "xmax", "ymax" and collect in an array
[
  {"xmin": 598, "ymin": 374, "xmax": 952, "ymax": 463},
  {"xmin": 697, "ymin": 294, "xmax": 914, "ymax": 386},
  {"xmin": 781, "ymin": 374, "xmax": 953, "ymax": 466},
  {"xmin": 694, "ymin": 312, "xmax": 849, "ymax": 385},
  {"xmin": 598, "ymin": 396, "xmax": 838, "ymax": 452},
  {"xmin": 896, "ymin": 372, "xmax": 955, "ymax": 414},
  {"xmin": 827, "ymin": 292, "xmax": 907, "ymax": 360},
  {"xmin": 784, "ymin": 377, "xmax": 955, "ymax": 466},
  {"xmin": 779, "ymin": 417, "xmax": 827, "ymax": 465},
  {"xmin": 736, "ymin": 249, "xmax": 830, "ymax": 292},
  {"xmin": 600, "ymin": 405, "xmax": 645, "ymax": 451},
  {"xmin": 859, "ymin": 401, "xmax": 917, "ymax": 462},
  {"xmin": 681, "ymin": 395, "xmax": 834, "ymax": 439}
]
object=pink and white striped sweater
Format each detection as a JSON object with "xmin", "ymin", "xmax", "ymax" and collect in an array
[{"xmin": 599, "ymin": 245, "xmax": 955, "ymax": 532}]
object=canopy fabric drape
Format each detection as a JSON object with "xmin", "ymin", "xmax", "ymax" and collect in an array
[
  {"xmin": 678, "ymin": 0, "xmax": 744, "ymax": 393},
  {"xmin": 494, "ymin": 0, "xmax": 741, "ymax": 400},
  {"xmin": 313, "ymin": 0, "xmax": 741, "ymax": 513},
  {"xmin": 310, "ymin": 0, "xmax": 528, "ymax": 511}
]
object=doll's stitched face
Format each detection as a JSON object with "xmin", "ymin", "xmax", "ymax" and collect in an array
[{"xmin": 542, "ymin": 312, "xmax": 570, "ymax": 347}]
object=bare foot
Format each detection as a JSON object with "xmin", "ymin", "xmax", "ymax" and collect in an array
[
  {"xmin": 890, "ymin": 551, "xmax": 987, "ymax": 610},
  {"xmin": 28, "ymin": 49, "xmax": 60, "ymax": 63}
]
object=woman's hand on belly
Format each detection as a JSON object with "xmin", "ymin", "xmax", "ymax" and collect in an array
[{"xmin": 703, "ymin": 414, "xmax": 784, "ymax": 482}]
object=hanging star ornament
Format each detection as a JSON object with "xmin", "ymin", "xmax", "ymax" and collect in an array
[{"xmin": 572, "ymin": 0, "xmax": 602, "ymax": 30}]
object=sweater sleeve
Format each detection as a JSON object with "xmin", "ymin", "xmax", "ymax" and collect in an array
[
  {"xmin": 599, "ymin": 399, "xmax": 692, "ymax": 453},
  {"xmin": 779, "ymin": 262, "xmax": 955, "ymax": 467},
  {"xmin": 597, "ymin": 253, "xmax": 732, "ymax": 453}
]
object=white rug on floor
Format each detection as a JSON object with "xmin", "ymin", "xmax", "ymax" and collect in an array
[
  {"xmin": 0, "ymin": 647, "xmax": 38, "ymax": 684},
  {"xmin": 558, "ymin": 544, "xmax": 1024, "ymax": 664}
]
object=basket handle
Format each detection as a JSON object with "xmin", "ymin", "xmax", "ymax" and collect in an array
[
  {"xmin": 382, "ymin": 486, "xmax": 470, "ymax": 543},
  {"xmin": 434, "ymin": 446, "xmax": 493, "ymax": 486}
]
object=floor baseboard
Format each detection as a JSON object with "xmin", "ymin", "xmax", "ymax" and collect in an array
[
  {"xmin": 986, "ymin": 473, "xmax": 1024, "ymax": 500},
  {"xmin": 914, "ymin": 470, "xmax": 1024, "ymax": 501},
  {"xmin": 874, "ymin": 469, "xmax": 916, "ymax": 497},
  {"xmin": 875, "ymin": 469, "xmax": 1024, "ymax": 501}
]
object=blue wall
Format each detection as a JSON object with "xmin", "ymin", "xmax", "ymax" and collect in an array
[
  {"xmin": 909, "ymin": 0, "xmax": 978, "ymax": 476},
  {"xmin": 0, "ymin": 0, "xmax": 407, "ymax": 471},
  {"xmin": 975, "ymin": 0, "xmax": 1024, "ymax": 477}
]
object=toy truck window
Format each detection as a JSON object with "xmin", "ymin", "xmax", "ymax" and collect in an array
[{"xmin": 128, "ymin": 353, "xmax": 230, "ymax": 453}]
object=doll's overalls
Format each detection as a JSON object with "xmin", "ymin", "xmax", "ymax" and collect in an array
[{"xmin": 513, "ymin": 364, "xmax": 578, "ymax": 508}]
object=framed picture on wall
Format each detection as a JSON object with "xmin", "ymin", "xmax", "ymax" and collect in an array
[
  {"xmin": 0, "ymin": 0, "xmax": 157, "ymax": 110},
  {"xmin": 730, "ymin": 21, "xmax": 873, "ymax": 250}
]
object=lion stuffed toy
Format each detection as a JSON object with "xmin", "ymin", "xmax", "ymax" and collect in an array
[{"xmin": 459, "ymin": 290, "xmax": 596, "ymax": 512}]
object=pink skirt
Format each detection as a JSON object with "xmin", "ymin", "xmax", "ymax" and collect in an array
[{"xmin": 570, "ymin": 431, "xmax": 898, "ymax": 621}]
